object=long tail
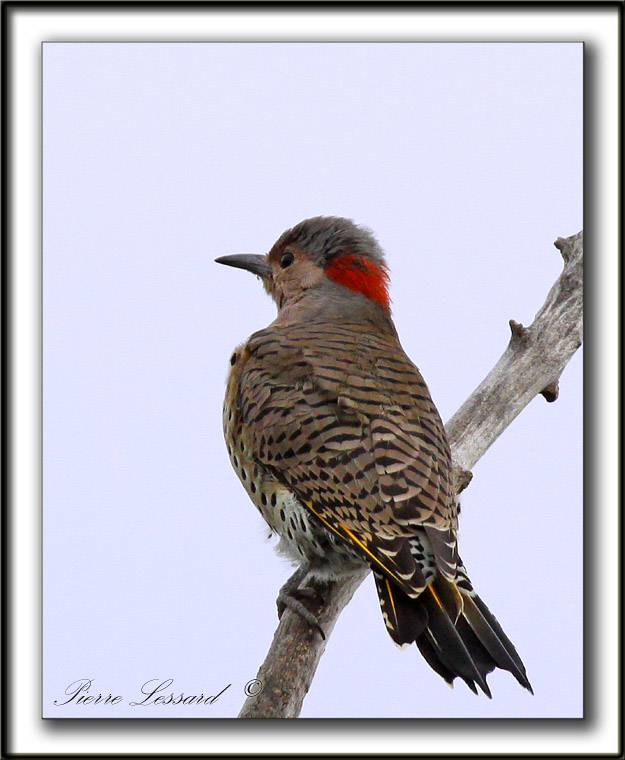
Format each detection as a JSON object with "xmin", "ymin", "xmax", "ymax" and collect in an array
[{"xmin": 374, "ymin": 572, "xmax": 533, "ymax": 697}]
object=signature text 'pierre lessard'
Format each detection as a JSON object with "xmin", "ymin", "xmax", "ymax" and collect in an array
[{"xmin": 53, "ymin": 678, "xmax": 238, "ymax": 707}]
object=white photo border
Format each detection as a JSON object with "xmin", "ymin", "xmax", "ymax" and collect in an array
[{"xmin": 3, "ymin": 2, "xmax": 621, "ymax": 757}]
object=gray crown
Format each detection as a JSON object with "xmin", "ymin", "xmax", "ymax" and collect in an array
[{"xmin": 271, "ymin": 216, "xmax": 386, "ymax": 266}]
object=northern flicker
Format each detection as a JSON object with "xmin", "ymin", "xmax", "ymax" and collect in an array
[{"xmin": 216, "ymin": 216, "xmax": 532, "ymax": 697}]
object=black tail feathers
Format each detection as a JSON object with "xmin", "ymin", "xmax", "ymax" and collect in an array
[{"xmin": 374, "ymin": 572, "xmax": 533, "ymax": 697}]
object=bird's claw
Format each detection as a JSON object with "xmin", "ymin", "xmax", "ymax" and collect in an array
[{"xmin": 277, "ymin": 590, "xmax": 326, "ymax": 640}]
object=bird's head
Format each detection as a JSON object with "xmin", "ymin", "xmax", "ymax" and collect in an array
[{"xmin": 215, "ymin": 216, "xmax": 391, "ymax": 314}]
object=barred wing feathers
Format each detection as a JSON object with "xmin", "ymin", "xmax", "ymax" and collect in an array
[{"xmin": 238, "ymin": 321, "xmax": 457, "ymax": 589}]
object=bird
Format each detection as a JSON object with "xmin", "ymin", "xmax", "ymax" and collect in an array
[{"xmin": 216, "ymin": 216, "xmax": 532, "ymax": 698}]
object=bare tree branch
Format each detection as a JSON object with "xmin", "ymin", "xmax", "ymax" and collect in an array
[
  {"xmin": 238, "ymin": 231, "xmax": 583, "ymax": 719},
  {"xmin": 447, "ymin": 231, "xmax": 583, "ymax": 481}
]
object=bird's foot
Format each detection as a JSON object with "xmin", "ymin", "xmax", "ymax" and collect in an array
[{"xmin": 276, "ymin": 566, "xmax": 326, "ymax": 640}]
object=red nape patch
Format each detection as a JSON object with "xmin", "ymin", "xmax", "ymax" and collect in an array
[{"xmin": 324, "ymin": 254, "xmax": 391, "ymax": 311}]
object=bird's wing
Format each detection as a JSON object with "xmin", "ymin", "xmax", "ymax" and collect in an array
[{"xmin": 237, "ymin": 320, "xmax": 458, "ymax": 587}]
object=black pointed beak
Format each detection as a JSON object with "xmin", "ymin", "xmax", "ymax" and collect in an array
[{"xmin": 215, "ymin": 253, "xmax": 272, "ymax": 279}]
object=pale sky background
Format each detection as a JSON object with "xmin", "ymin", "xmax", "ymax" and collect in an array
[{"xmin": 43, "ymin": 42, "xmax": 582, "ymax": 719}]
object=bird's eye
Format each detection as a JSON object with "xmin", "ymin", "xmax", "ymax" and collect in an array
[{"xmin": 280, "ymin": 251, "xmax": 295, "ymax": 269}]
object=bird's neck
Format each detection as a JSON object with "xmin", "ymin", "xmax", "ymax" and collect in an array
[
  {"xmin": 324, "ymin": 254, "xmax": 390, "ymax": 312},
  {"xmin": 272, "ymin": 280, "xmax": 397, "ymax": 336}
]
